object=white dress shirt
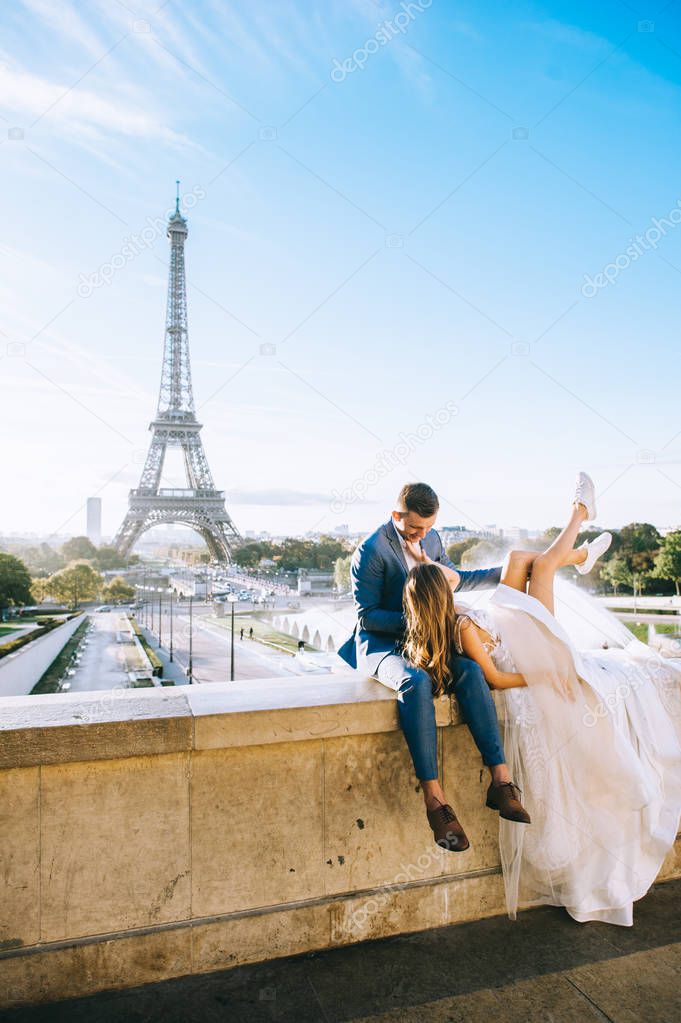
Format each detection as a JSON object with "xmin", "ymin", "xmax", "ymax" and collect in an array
[{"xmin": 392, "ymin": 520, "xmax": 420, "ymax": 571}]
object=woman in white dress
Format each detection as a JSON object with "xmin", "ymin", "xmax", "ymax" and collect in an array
[{"xmin": 401, "ymin": 473, "xmax": 681, "ymax": 926}]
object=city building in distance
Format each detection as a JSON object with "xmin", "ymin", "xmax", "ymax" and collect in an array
[{"xmin": 86, "ymin": 497, "xmax": 102, "ymax": 546}]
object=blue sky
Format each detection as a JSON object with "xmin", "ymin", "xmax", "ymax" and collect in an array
[{"xmin": 1, "ymin": 0, "xmax": 681, "ymax": 541}]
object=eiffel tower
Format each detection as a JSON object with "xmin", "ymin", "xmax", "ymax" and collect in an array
[{"xmin": 114, "ymin": 185, "xmax": 241, "ymax": 562}]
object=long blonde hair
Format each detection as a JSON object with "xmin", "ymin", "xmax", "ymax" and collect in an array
[{"xmin": 402, "ymin": 564, "xmax": 457, "ymax": 696}]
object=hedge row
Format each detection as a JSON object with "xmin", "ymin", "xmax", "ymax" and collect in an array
[
  {"xmin": 31, "ymin": 618, "xmax": 91, "ymax": 695},
  {"xmin": 128, "ymin": 615, "xmax": 163, "ymax": 677},
  {"xmin": 0, "ymin": 614, "xmax": 79, "ymax": 662}
]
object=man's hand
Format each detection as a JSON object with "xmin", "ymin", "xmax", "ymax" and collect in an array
[
  {"xmin": 407, "ymin": 539, "xmax": 460, "ymax": 590},
  {"xmin": 406, "ymin": 539, "xmax": 430, "ymax": 564}
]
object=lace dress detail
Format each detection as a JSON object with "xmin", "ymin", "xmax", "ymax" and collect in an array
[
  {"xmin": 454, "ymin": 605, "xmax": 535, "ymax": 727},
  {"xmin": 455, "ymin": 588, "xmax": 681, "ymax": 926},
  {"xmin": 454, "ymin": 606, "xmax": 504, "ymax": 659}
]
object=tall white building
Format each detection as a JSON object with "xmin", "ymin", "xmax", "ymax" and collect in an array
[{"xmin": 86, "ymin": 497, "xmax": 102, "ymax": 546}]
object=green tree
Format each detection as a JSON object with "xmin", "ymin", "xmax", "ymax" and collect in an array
[
  {"xmin": 47, "ymin": 562, "xmax": 102, "ymax": 608},
  {"xmin": 600, "ymin": 556, "xmax": 631, "ymax": 595},
  {"xmin": 618, "ymin": 522, "xmax": 660, "ymax": 595},
  {"xmin": 446, "ymin": 538, "xmax": 478, "ymax": 564},
  {"xmin": 313, "ymin": 537, "xmax": 349, "ymax": 570},
  {"xmin": 277, "ymin": 538, "xmax": 315, "ymax": 571},
  {"xmin": 102, "ymin": 576, "xmax": 136, "ymax": 603},
  {"xmin": 334, "ymin": 553, "xmax": 353, "ymax": 593},
  {"xmin": 619, "ymin": 522, "xmax": 661, "ymax": 556},
  {"xmin": 653, "ymin": 531, "xmax": 681, "ymax": 595},
  {"xmin": 0, "ymin": 553, "xmax": 33, "ymax": 615},
  {"xmin": 461, "ymin": 539, "xmax": 506, "ymax": 569},
  {"xmin": 13, "ymin": 543, "xmax": 64, "ymax": 576},
  {"xmin": 94, "ymin": 545, "xmax": 128, "ymax": 571},
  {"xmin": 61, "ymin": 536, "xmax": 98, "ymax": 562},
  {"xmin": 30, "ymin": 577, "xmax": 51, "ymax": 604},
  {"xmin": 234, "ymin": 542, "xmax": 267, "ymax": 568}
]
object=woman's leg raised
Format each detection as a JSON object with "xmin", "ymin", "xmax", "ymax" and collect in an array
[
  {"xmin": 528, "ymin": 502, "xmax": 588, "ymax": 613},
  {"xmin": 499, "ymin": 549, "xmax": 538, "ymax": 593}
]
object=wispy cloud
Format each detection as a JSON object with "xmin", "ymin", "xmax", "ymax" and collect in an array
[
  {"xmin": 0, "ymin": 62, "xmax": 190, "ymax": 145},
  {"xmin": 18, "ymin": 0, "xmax": 106, "ymax": 60}
]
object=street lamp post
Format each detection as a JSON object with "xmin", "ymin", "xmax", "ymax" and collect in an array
[
  {"xmin": 150, "ymin": 588, "xmax": 155, "ymax": 632},
  {"xmin": 169, "ymin": 589, "xmax": 174, "ymax": 662},
  {"xmin": 227, "ymin": 593, "xmax": 238, "ymax": 682},
  {"xmin": 188, "ymin": 595, "xmax": 194, "ymax": 684},
  {"xmin": 158, "ymin": 588, "xmax": 163, "ymax": 648}
]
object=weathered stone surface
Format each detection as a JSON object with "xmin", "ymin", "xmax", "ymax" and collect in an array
[
  {"xmin": 330, "ymin": 878, "xmax": 447, "ymax": 947},
  {"xmin": 0, "ymin": 766, "xmax": 40, "ymax": 950},
  {"xmin": 322, "ymin": 731, "xmax": 451, "ymax": 897},
  {"xmin": 443, "ymin": 871, "xmax": 506, "ymax": 925},
  {"xmin": 191, "ymin": 740, "xmax": 325, "ymax": 916},
  {"xmin": 193, "ymin": 902, "xmax": 330, "ymax": 973},
  {"xmin": 40, "ymin": 752, "xmax": 191, "ymax": 941},
  {"xmin": 0, "ymin": 688, "xmax": 192, "ymax": 768},
  {"xmin": 189, "ymin": 677, "xmax": 451, "ymax": 749},
  {"xmin": 442, "ymin": 726, "xmax": 501, "ymax": 873},
  {"xmin": 0, "ymin": 674, "xmax": 679, "ymax": 1011},
  {"xmin": 0, "ymin": 927, "xmax": 192, "ymax": 1010},
  {"xmin": 0, "ymin": 676, "xmax": 452, "ymax": 767}
]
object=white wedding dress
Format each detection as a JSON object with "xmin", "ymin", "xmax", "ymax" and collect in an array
[{"xmin": 453, "ymin": 580, "xmax": 681, "ymax": 926}]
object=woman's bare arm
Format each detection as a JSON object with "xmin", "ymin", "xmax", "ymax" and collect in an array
[{"xmin": 459, "ymin": 619, "xmax": 526, "ymax": 690}]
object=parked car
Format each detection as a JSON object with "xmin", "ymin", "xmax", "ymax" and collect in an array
[{"xmin": 95, "ymin": 605, "xmax": 112, "ymax": 613}]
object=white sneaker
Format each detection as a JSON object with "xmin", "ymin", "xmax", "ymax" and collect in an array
[
  {"xmin": 576, "ymin": 531, "xmax": 612, "ymax": 575},
  {"xmin": 573, "ymin": 471, "xmax": 596, "ymax": 521}
]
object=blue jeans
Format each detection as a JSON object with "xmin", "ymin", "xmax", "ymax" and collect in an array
[{"xmin": 374, "ymin": 651, "xmax": 505, "ymax": 780}]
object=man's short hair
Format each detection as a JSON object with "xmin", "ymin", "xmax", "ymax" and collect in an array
[{"xmin": 396, "ymin": 482, "xmax": 439, "ymax": 518}]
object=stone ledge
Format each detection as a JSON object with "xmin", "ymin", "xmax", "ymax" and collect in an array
[
  {"xmin": 0, "ymin": 674, "xmax": 459, "ymax": 768},
  {"xmin": 0, "ymin": 676, "xmax": 678, "ymax": 1012},
  {"xmin": 0, "ymin": 688, "xmax": 193, "ymax": 768}
]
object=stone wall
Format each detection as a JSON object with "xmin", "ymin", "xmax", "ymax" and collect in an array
[
  {"xmin": 0, "ymin": 676, "xmax": 679, "ymax": 1009},
  {"xmin": 0, "ymin": 613, "xmax": 86, "ymax": 698}
]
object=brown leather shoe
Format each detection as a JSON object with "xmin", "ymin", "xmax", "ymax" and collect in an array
[
  {"xmin": 426, "ymin": 800, "xmax": 470, "ymax": 852},
  {"xmin": 486, "ymin": 780, "xmax": 531, "ymax": 823}
]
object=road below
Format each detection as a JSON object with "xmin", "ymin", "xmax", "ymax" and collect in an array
[
  {"xmin": 66, "ymin": 611, "xmax": 146, "ymax": 692},
  {"xmin": 144, "ymin": 605, "xmax": 309, "ymax": 683}
]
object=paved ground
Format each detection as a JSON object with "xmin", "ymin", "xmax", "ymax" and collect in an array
[
  {"xmin": 3, "ymin": 878, "xmax": 681, "ymax": 1022},
  {"xmin": 137, "ymin": 624, "xmax": 188, "ymax": 686},
  {"xmin": 140, "ymin": 605, "xmax": 310, "ymax": 684},
  {"xmin": 66, "ymin": 613, "xmax": 145, "ymax": 692}
]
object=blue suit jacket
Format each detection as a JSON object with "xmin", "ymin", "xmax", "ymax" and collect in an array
[{"xmin": 337, "ymin": 521, "xmax": 502, "ymax": 677}]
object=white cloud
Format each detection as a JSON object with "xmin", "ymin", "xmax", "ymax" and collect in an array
[
  {"xmin": 18, "ymin": 0, "xmax": 106, "ymax": 60},
  {"xmin": 0, "ymin": 62, "xmax": 189, "ymax": 145}
]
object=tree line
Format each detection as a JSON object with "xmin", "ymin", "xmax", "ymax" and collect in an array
[
  {"xmin": 333, "ymin": 524, "xmax": 681, "ymax": 598},
  {"xmin": 0, "ymin": 536, "xmax": 137, "ymax": 615},
  {"xmin": 234, "ymin": 537, "xmax": 351, "ymax": 572},
  {"xmin": 3, "ymin": 524, "xmax": 680, "ymax": 618},
  {"xmin": 446, "ymin": 523, "xmax": 681, "ymax": 596}
]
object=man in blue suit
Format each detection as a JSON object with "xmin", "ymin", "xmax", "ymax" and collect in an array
[{"xmin": 338, "ymin": 482, "xmax": 530, "ymax": 851}]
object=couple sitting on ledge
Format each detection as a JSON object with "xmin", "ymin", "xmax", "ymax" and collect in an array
[{"xmin": 338, "ymin": 480, "xmax": 681, "ymax": 926}]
